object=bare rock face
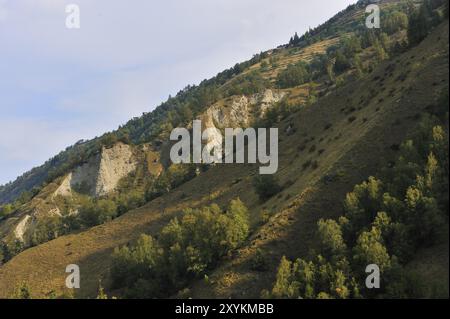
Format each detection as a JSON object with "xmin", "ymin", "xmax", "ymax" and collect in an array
[
  {"xmin": 203, "ymin": 89, "xmax": 285, "ymax": 130},
  {"xmin": 95, "ymin": 144, "xmax": 137, "ymax": 196},
  {"xmin": 196, "ymin": 89, "xmax": 285, "ymax": 163},
  {"xmin": 0, "ymin": 143, "xmax": 146, "ymax": 245},
  {"xmin": 54, "ymin": 142, "xmax": 137, "ymax": 198},
  {"xmin": 257, "ymin": 89, "xmax": 286, "ymax": 115},
  {"xmin": 13, "ymin": 215, "xmax": 31, "ymax": 242}
]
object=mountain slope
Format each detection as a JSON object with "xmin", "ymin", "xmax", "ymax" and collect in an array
[
  {"xmin": 0, "ymin": 0, "xmax": 403, "ymax": 205},
  {"xmin": 0, "ymin": 14, "xmax": 447, "ymax": 297},
  {"xmin": 0, "ymin": 0, "xmax": 448, "ymax": 299}
]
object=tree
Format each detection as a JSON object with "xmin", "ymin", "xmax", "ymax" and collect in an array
[
  {"xmin": 429, "ymin": 126, "xmax": 449, "ymax": 211},
  {"xmin": 276, "ymin": 62, "xmax": 310, "ymax": 88},
  {"xmin": 408, "ymin": 3, "xmax": 432, "ymax": 46},
  {"xmin": 317, "ymin": 219, "xmax": 347, "ymax": 258},
  {"xmin": 78, "ymin": 199, "xmax": 117, "ymax": 227},
  {"xmin": 334, "ymin": 51, "xmax": 351, "ymax": 74},
  {"xmin": 110, "ymin": 234, "xmax": 162, "ymax": 293},
  {"xmin": 374, "ymin": 39, "xmax": 388, "ymax": 62},
  {"xmin": 111, "ymin": 199, "xmax": 250, "ymax": 298},
  {"xmin": 225, "ymin": 198, "xmax": 250, "ymax": 249},
  {"xmin": 379, "ymin": 33, "xmax": 390, "ymax": 53},
  {"xmin": 250, "ymin": 248, "xmax": 269, "ymax": 271},
  {"xmin": 353, "ymin": 54, "xmax": 364, "ymax": 78},
  {"xmin": 260, "ymin": 60, "xmax": 269, "ymax": 71},
  {"xmin": 227, "ymin": 71, "xmax": 269, "ymax": 96},
  {"xmin": 0, "ymin": 204, "xmax": 14, "ymax": 218},
  {"xmin": 31, "ymin": 216, "xmax": 64, "ymax": 246},
  {"xmin": 343, "ymin": 177, "xmax": 384, "ymax": 240},
  {"xmin": 372, "ymin": 211, "xmax": 413, "ymax": 263},
  {"xmin": 331, "ymin": 270, "xmax": 350, "ymax": 299},
  {"xmin": 385, "ymin": 140, "xmax": 422, "ymax": 197},
  {"xmin": 252, "ymin": 175, "xmax": 282, "ymax": 201},
  {"xmin": 293, "ymin": 32, "xmax": 300, "ymax": 45},
  {"xmin": 353, "ymin": 226, "xmax": 391, "ymax": 274},
  {"xmin": 268, "ymin": 122, "xmax": 448, "ymax": 299},
  {"xmin": 405, "ymin": 184, "xmax": 443, "ymax": 245},
  {"xmin": 293, "ymin": 258, "xmax": 317, "ymax": 299},
  {"xmin": 383, "ymin": 11, "xmax": 409, "ymax": 35},
  {"xmin": 340, "ymin": 36, "xmax": 362, "ymax": 59},
  {"xmin": 271, "ymin": 256, "xmax": 296, "ymax": 298},
  {"xmin": 96, "ymin": 281, "xmax": 109, "ymax": 299}
]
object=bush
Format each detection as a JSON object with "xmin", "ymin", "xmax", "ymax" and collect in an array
[
  {"xmin": 271, "ymin": 255, "xmax": 353, "ymax": 299},
  {"xmin": 111, "ymin": 199, "xmax": 250, "ymax": 298},
  {"xmin": 0, "ymin": 204, "xmax": 14, "ymax": 218},
  {"xmin": 343, "ymin": 177, "xmax": 384, "ymax": 240},
  {"xmin": 252, "ymin": 175, "xmax": 282, "ymax": 201},
  {"xmin": 117, "ymin": 190, "xmax": 146, "ymax": 215},
  {"xmin": 317, "ymin": 219, "xmax": 347, "ymax": 258},
  {"xmin": 227, "ymin": 71, "xmax": 270, "ymax": 96},
  {"xmin": 250, "ymin": 249, "xmax": 269, "ymax": 272},
  {"xmin": 334, "ymin": 51, "xmax": 352, "ymax": 74},
  {"xmin": 382, "ymin": 11, "xmax": 409, "ymax": 35},
  {"xmin": 78, "ymin": 199, "xmax": 117, "ymax": 227},
  {"xmin": 12, "ymin": 282, "xmax": 32, "ymax": 299},
  {"xmin": 31, "ymin": 216, "xmax": 64, "ymax": 246},
  {"xmin": 352, "ymin": 226, "xmax": 392, "ymax": 274},
  {"xmin": 408, "ymin": 3, "xmax": 432, "ymax": 46},
  {"xmin": 276, "ymin": 62, "xmax": 310, "ymax": 88}
]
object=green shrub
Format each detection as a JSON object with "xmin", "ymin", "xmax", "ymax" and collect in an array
[
  {"xmin": 250, "ymin": 249, "xmax": 269, "ymax": 272},
  {"xmin": 252, "ymin": 175, "xmax": 282, "ymax": 201},
  {"xmin": 111, "ymin": 199, "xmax": 250, "ymax": 298},
  {"xmin": 276, "ymin": 62, "xmax": 310, "ymax": 88},
  {"xmin": 78, "ymin": 199, "xmax": 117, "ymax": 227}
]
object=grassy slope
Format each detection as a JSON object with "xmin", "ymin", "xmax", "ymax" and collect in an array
[
  {"xmin": 187, "ymin": 21, "xmax": 450, "ymax": 299},
  {"xmin": 0, "ymin": 19, "xmax": 447, "ymax": 298}
]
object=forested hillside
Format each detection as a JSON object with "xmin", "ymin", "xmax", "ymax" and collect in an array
[{"xmin": 0, "ymin": 0, "xmax": 448, "ymax": 299}]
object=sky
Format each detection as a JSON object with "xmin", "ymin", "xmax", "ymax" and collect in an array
[{"xmin": 0, "ymin": 0, "xmax": 356, "ymax": 185}]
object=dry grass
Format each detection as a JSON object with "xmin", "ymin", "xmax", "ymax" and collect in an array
[{"xmin": 0, "ymin": 19, "xmax": 448, "ymax": 300}]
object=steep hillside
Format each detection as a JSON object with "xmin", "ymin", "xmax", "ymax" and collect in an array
[
  {"xmin": 0, "ymin": 14, "xmax": 448, "ymax": 298},
  {"xmin": 0, "ymin": 0, "xmax": 410, "ymax": 205},
  {"xmin": 0, "ymin": 143, "xmax": 155, "ymax": 250},
  {"xmin": 0, "ymin": 0, "xmax": 448, "ymax": 299}
]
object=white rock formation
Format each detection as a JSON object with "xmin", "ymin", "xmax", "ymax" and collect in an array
[
  {"xmin": 54, "ymin": 143, "xmax": 137, "ymax": 198},
  {"xmin": 14, "ymin": 215, "xmax": 31, "ymax": 242},
  {"xmin": 203, "ymin": 89, "xmax": 285, "ymax": 130}
]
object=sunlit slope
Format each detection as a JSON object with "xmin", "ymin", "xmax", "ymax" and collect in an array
[{"xmin": 0, "ymin": 19, "xmax": 447, "ymax": 298}]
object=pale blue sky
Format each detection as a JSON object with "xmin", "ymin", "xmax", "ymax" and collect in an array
[{"xmin": 0, "ymin": 0, "xmax": 355, "ymax": 185}]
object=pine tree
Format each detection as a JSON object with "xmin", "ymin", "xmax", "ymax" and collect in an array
[
  {"xmin": 408, "ymin": 3, "xmax": 431, "ymax": 46},
  {"xmin": 374, "ymin": 39, "xmax": 388, "ymax": 62},
  {"xmin": 353, "ymin": 54, "xmax": 364, "ymax": 78},
  {"xmin": 317, "ymin": 219, "xmax": 347, "ymax": 258},
  {"xmin": 272, "ymin": 256, "xmax": 295, "ymax": 298},
  {"xmin": 96, "ymin": 281, "xmax": 108, "ymax": 299},
  {"xmin": 353, "ymin": 226, "xmax": 391, "ymax": 273},
  {"xmin": 293, "ymin": 32, "xmax": 300, "ymax": 45}
]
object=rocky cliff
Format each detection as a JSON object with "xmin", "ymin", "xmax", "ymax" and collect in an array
[{"xmin": 54, "ymin": 142, "xmax": 137, "ymax": 198}]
